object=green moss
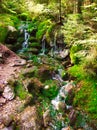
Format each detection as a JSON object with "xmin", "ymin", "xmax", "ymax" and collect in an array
[
  {"xmin": 42, "ymin": 80, "xmax": 59, "ymax": 100},
  {"xmin": 36, "ymin": 19, "xmax": 52, "ymax": 40},
  {"xmin": 0, "ymin": 14, "xmax": 20, "ymax": 42},
  {"xmin": 68, "ymin": 65, "xmax": 85, "ymax": 81},
  {"xmin": 68, "ymin": 63, "xmax": 97, "ymax": 120},
  {"xmin": 70, "ymin": 44, "xmax": 85, "ymax": 64},
  {"xmin": 73, "ymin": 79, "xmax": 97, "ymax": 119},
  {"xmin": 0, "ymin": 26, "xmax": 8, "ymax": 42},
  {"xmin": 29, "ymin": 42, "xmax": 40, "ymax": 47},
  {"xmin": 14, "ymin": 81, "xmax": 32, "ymax": 100}
]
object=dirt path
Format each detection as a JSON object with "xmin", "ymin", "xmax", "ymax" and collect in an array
[{"xmin": 0, "ymin": 44, "xmax": 25, "ymax": 91}]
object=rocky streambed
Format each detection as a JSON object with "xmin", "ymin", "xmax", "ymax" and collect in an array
[{"xmin": 0, "ymin": 44, "xmax": 96, "ymax": 130}]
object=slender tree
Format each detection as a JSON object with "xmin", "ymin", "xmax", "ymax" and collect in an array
[{"xmin": 77, "ymin": 0, "xmax": 83, "ymax": 13}]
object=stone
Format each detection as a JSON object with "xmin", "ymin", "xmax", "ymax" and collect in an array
[
  {"xmin": 18, "ymin": 106, "xmax": 41, "ymax": 130},
  {"xmin": 3, "ymin": 85, "xmax": 15, "ymax": 100},
  {"xmin": 59, "ymin": 49, "xmax": 69, "ymax": 59},
  {"xmin": 7, "ymin": 26, "xmax": 17, "ymax": 32},
  {"xmin": 68, "ymin": 109, "xmax": 77, "ymax": 126},
  {"xmin": 5, "ymin": 26, "xmax": 17, "ymax": 44},
  {"xmin": 51, "ymin": 100, "xmax": 66, "ymax": 110},
  {"xmin": 23, "ymin": 77, "xmax": 43, "ymax": 96},
  {"xmin": 0, "ymin": 98, "xmax": 25, "ymax": 126},
  {"xmin": 13, "ymin": 59, "xmax": 27, "ymax": 66},
  {"xmin": 43, "ymin": 109, "xmax": 50, "ymax": 127},
  {"xmin": 64, "ymin": 82, "xmax": 74, "ymax": 94}
]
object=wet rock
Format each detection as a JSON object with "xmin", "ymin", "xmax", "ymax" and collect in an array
[
  {"xmin": 43, "ymin": 109, "xmax": 51, "ymax": 127},
  {"xmin": 64, "ymin": 82, "xmax": 75, "ymax": 94},
  {"xmin": 51, "ymin": 100, "xmax": 66, "ymax": 110},
  {"xmin": 17, "ymin": 106, "xmax": 41, "ymax": 130},
  {"xmin": 59, "ymin": 49, "xmax": 69, "ymax": 59},
  {"xmin": 3, "ymin": 85, "xmax": 15, "ymax": 100},
  {"xmin": 65, "ymin": 82, "xmax": 75, "ymax": 105},
  {"xmin": 0, "ymin": 97, "xmax": 6, "ymax": 105},
  {"xmin": 68, "ymin": 109, "xmax": 77, "ymax": 126}
]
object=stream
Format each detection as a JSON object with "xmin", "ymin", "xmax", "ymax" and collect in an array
[
  {"xmin": 1, "ymin": 23, "xmax": 94, "ymax": 130},
  {"xmin": 22, "ymin": 23, "xmax": 93, "ymax": 130}
]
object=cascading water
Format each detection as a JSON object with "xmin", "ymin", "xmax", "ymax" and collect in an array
[
  {"xmin": 22, "ymin": 29, "xmax": 30, "ymax": 49},
  {"xmin": 51, "ymin": 82, "xmax": 73, "ymax": 110},
  {"xmin": 18, "ymin": 23, "xmax": 30, "ymax": 54},
  {"xmin": 49, "ymin": 69, "xmax": 75, "ymax": 129},
  {"xmin": 40, "ymin": 35, "xmax": 46, "ymax": 55}
]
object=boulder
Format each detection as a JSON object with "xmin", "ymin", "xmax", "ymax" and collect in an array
[
  {"xmin": 38, "ymin": 65, "xmax": 52, "ymax": 81},
  {"xmin": 3, "ymin": 85, "xmax": 15, "ymax": 100},
  {"xmin": 5, "ymin": 26, "xmax": 17, "ymax": 44},
  {"xmin": 59, "ymin": 49, "xmax": 69, "ymax": 59},
  {"xmin": 54, "ymin": 49, "xmax": 69, "ymax": 60},
  {"xmin": 23, "ymin": 77, "xmax": 43, "ymax": 94},
  {"xmin": 22, "ymin": 66, "xmax": 37, "ymax": 78},
  {"xmin": 17, "ymin": 106, "xmax": 41, "ymax": 130},
  {"xmin": 10, "ymin": 59, "xmax": 27, "ymax": 66}
]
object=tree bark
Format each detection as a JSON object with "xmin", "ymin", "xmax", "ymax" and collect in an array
[{"xmin": 77, "ymin": 0, "xmax": 83, "ymax": 13}]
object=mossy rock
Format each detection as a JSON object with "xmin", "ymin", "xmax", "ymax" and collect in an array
[
  {"xmin": 0, "ymin": 14, "xmax": 20, "ymax": 42},
  {"xmin": 0, "ymin": 26, "xmax": 8, "ymax": 42},
  {"xmin": 38, "ymin": 64, "xmax": 52, "ymax": 82},
  {"xmin": 36, "ymin": 19, "xmax": 52, "ymax": 40},
  {"xmin": 29, "ymin": 37, "xmax": 37, "ymax": 42},
  {"xmin": 21, "ymin": 66, "xmax": 38, "ymax": 78},
  {"xmin": 70, "ymin": 44, "xmax": 86, "ymax": 64},
  {"xmin": 29, "ymin": 42, "xmax": 40, "ymax": 48},
  {"xmin": 18, "ymin": 13, "xmax": 30, "ymax": 21},
  {"xmin": 27, "ymin": 48, "xmax": 39, "ymax": 54}
]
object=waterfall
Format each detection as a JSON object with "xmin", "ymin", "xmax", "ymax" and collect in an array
[
  {"xmin": 51, "ymin": 82, "xmax": 73, "ymax": 110},
  {"xmin": 40, "ymin": 35, "xmax": 46, "ymax": 55},
  {"xmin": 22, "ymin": 29, "xmax": 30, "ymax": 49}
]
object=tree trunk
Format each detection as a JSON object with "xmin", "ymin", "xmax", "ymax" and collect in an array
[{"xmin": 77, "ymin": 0, "xmax": 83, "ymax": 13}]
